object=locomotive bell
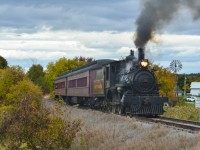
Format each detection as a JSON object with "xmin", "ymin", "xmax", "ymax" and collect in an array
[{"xmin": 138, "ymin": 48, "xmax": 144, "ymax": 61}]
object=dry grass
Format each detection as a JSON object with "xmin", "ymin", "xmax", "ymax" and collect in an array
[{"xmin": 43, "ymin": 99, "xmax": 200, "ymax": 150}]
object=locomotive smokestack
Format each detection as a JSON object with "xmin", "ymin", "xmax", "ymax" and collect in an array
[{"xmin": 138, "ymin": 48, "xmax": 144, "ymax": 61}]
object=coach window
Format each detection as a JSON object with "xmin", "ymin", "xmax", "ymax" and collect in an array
[
  {"xmin": 69, "ymin": 79, "xmax": 76, "ymax": 88},
  {"xmin": 106, "ymin": 67, "xmax": 109, "ymax": 81},
  {"xmin": 77, "ymin": 77, "xmax": 87, "ymax": 87}
]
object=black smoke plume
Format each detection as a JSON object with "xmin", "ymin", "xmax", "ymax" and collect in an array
[{"xmin": 134, "ymin": 0, "xmax": 200, "ymax": 48}]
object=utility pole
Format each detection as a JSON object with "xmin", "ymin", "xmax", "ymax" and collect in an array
[{"xmin": 184, "ymin": 74, "xmax": 187, "ymax": 96}]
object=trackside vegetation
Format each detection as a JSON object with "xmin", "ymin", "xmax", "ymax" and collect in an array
[
  {"xmin": 0, "ymin": 66, "xmax": 81, "ymax": 149},
  {"xmin": 153, "ymin": 64, "xmax": 200, "ymax": 121},
  {"xmin": 163, "ymin": 97, "xmax": 199, "ymax": 121}
]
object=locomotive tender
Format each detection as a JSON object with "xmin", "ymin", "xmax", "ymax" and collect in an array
[{"xmin": 54, "ymin": 48, "xmax": 168, "ymax": 116}]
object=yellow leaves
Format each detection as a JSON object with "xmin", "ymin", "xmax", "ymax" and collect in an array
[
  {"xmin": 0, "ymin": 66, "xmax": 25, "ymax": 101},
  {"xmin": 45, "ymin": 57, "xmax": 89, "ymax": 93},
  {"xmin": 154, "ymin": 64, "xmax": 176, "ymax": 100},
  {"xmin": 0, "ymin": 95, "xmax": 81, "ymax": 149},
  {"xmin": 6, "ymin": 80, "xmax": 42, "ymax": 106},
  {"xmin": 0, "ymin": 105, "xmax": 13, "ymax": 126}
]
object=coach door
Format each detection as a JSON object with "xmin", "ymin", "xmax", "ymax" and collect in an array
[
  {"xmin": 105, "ymin": 65, "xmax": 110, "ymax": 89},
  {"xmin": 92, "ymin": 69, "xmax": 104, "ymax": 96}
]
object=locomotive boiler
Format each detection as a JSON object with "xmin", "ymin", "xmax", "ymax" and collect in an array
[{"xmin": 54, "ymin": 48, "xmax": 168, "ymax": 116}]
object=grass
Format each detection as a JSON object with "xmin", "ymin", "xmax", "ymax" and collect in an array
[{"xmin": 163, "ymin": 98, "xmax": 200, "ymax": 121}]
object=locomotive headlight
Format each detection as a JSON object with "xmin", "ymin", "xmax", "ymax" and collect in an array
[{"xmin": 140, "ymin": 59, "xmax": 149, "ymax": 68}]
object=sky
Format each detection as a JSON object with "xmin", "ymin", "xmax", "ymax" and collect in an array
[{"xmin": 0, "ymin": 0, "xmax": 200, "ymax": 74}]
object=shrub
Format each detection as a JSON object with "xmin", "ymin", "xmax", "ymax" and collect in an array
[
  {"xmin": 0, "ymin": 66, "xmax": 25, "ymax": 102},
  {"xmin": 0, "ymin": 80, "xmax": 81, "ymax": 149},
  {"xmin": 0, "ymin": 105, "xmax": 14, "ymax": 126},
  {"xmin": 163, "ymin": 104, "xmax": 199, "ymax": 121},
  {"xmin": 6, "ymin": 80, "xmax": 42, "ymax": 106}
]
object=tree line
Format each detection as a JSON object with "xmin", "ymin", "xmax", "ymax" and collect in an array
[{"xmin": 0, "ymin": 55, "xmax": 198, "ymax": 101}]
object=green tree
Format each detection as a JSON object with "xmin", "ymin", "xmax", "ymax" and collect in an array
[
  {"xmin": 27, "ymin": 64, "xmax": 44, "ymax": 82},
  {"xmin": 177, "ymin": 74, "xmax": 191, "ymax": 93},
  {"xmin": 187, "ymin": 74, "xmax": 200, "ymax": 82},
  {"xmin": 0, "ymin": 66, "xmax": 25, "ymax": 102},
  {"xmin": 27, "ymin": 64, "xmax": 48, "ymax": 93},
  {"xmin": 0, "ymin": 56, "xmax": 8, "ymax": 69}
]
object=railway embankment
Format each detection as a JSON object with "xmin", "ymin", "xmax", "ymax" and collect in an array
[{"xmin": 43, "ymin": 98, "xmax": 200, "ymax": 150}]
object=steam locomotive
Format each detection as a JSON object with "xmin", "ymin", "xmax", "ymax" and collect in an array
[{"xmin": 54, "ymin": 48, "xmax": 168, "ymax": 116}]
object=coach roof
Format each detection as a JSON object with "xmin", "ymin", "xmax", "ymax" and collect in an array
[{"xmin": 55, "ymin": 59, "xmax": 115, "ymax": 80}]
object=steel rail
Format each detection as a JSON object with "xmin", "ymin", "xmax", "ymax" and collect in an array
[{"xmin": 134, "ymin": 116, "xmax": 200, "ymax": 133}]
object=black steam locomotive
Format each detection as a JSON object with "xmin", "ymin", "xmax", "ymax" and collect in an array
[{"xmin": 54, "ymin": 48, "xmax": 168, "ymax": 116}]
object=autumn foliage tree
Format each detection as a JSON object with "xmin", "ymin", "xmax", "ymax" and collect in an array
[
  {"xmin": 0, "ymin": 66, "xmax": 25, "ymax": 102},
  {"xmin": 45, "ymin": 57, "xmax": 93, "ymax": 93},
  {"xmin": 153, "ymin": 64, "xmax": 176, "ymax": 101},
  {"xmin": 0, "ymin": 80, "xmax": 81, "ymax": 149}
]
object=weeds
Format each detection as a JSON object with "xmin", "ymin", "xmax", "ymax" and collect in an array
[{"xmin": 43, "ymin": 100, "xmax": 200, "ymax": 150}]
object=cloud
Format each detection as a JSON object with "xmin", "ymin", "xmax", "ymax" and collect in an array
[
  {"xmin": 0, "ymin": 29, "xmax": 134, "ymax": 58},
  {"xmin": 0, "ymin": 0, "xmax": 200, "ymax": 74},
  {"xmin": 0, "ymin": 0, "xmax": 199, "ymax": 34},
  {"xmin": 146, "ymin": 34, "xmax": 200, "ymax": 62},
  {"xmin": 0, "ymin": 30, "xmax": 116, "ymax": 60},
  {"xmin": 0, "ymin": 29, "xmax": 200, "ymax": 73},
  {"xmin": 154, "ymin": 60, "xmax": 200, "ymax": 74},
  {"xmin": 0, "ymin": 49, "xmax": 66, "ymax": 60},
  {"xmin": 0, "ymin": 0, "xmax": 139, "ymax": 32}
]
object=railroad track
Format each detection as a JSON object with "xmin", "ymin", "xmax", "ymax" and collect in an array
[
  {"xmin": 134, "ymin": 116, "xmax": 200, "ymax": 133},
  {"xmin": 44, "ymin": 98, "xmax": 200, "ymax": 133}
]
